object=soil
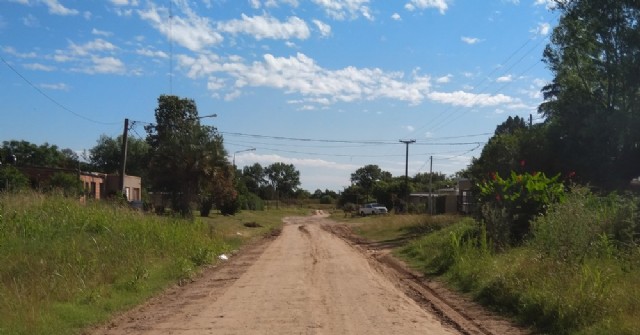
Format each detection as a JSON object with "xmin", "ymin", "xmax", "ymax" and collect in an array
[{"xmin": 89, "ymin": 211, "xmax": 531, "ymax": 335}]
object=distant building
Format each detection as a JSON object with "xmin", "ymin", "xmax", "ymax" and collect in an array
[
  {"xmin": 15, "ymin": 165, "xmax": 141, "ymax": 202},
  {"xmin": 408, "ymin": 178, "xmax": 474, "ymax": 215}
]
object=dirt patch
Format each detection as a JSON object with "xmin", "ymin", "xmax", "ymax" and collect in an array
[
  {"xmin": 322, "ymin": 222, "xmax": 532, "ymax": 335},
  {"xmin": 243, "ymin": 221, "xmax": 263, "ymax": 228}
]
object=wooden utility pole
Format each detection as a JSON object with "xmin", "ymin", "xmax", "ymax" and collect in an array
[
  {"xmin": 119, "ymin": 118, "xmax": 129, "ymax": 198},
  {"xmin": 399, "ymin": 139, "xmax": 416, "ymax": 212}
]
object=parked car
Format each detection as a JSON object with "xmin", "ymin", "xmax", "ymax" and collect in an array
[{"xmin": 359, "ymin": 203, "xmax": 388, "ymax": 216}]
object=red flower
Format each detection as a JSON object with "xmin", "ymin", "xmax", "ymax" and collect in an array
[
  {"xmin": 568, "ymin": 171, "xmax": 576, "ymax": 178},
  {"xmin": 520, "ymin": 160, "xmax": 526, "ymax": 167},
  {"xmin": 490, "ymin": 172, "xmax": 497, "ymax": 180},
  {"xmin": 496, "ymin": 194, "xmax": 501, "ymax": 202}
]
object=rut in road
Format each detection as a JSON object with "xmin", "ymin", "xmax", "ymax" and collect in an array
[{"xmin": 93, "ymin": 213, "xmax": 459, "ymax": 335}]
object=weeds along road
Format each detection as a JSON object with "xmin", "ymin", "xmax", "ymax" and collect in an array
[{"xmin": 92, "ymin": 211, "xmax": 461, "ymax": 335}]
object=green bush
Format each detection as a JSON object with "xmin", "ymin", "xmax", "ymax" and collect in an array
[
  {"xmin": 0, "ymin": 166, "xmax": 29, "ymax": 191},
  {"xmin": 48, "ymin": 172, "xmax": 83, "ymax": 197},
  {"xmin": 532, "ymin": 187, "xmax": 639, "ymax": 263},
  {"xmin": 477, "ymin": 171, "xmax": 565, "ymax": 248}
]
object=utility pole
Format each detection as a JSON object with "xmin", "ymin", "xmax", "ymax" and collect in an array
[
  {"xmin": 120, "ymin": 118, "xmax": 129, "ymax": 198},
  {"xmin": 399, "ymin": 139, "xmax": 416, "ymax": 212},
  {"xmin": 429, "ymin": 155, "xmax": 433, "ymax": 215}
]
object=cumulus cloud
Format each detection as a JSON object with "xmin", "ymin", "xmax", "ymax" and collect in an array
[
  {"xmin": 436, "ymin": 74, "xmax": 452, "ymax": 83},
  {"xmin": 405, "ymin": 0, "xmax": 450, "ymax": 14},
  {"xmin": 24, "ymin": 63, "xmax": 55, "ymax": 71},
  {"xmin": 391, "ymin": 13, "xmax": 401, "ymax": 21},
  {"xmin": 138, "ymin": 3, "xmax": 223, "ymax": 52},
  {"xmin": 217, "ymin": 14, "xmax": 310, "ymax": 40},
  {"xmin": 41, "ymin": 0, "xmax": 79, "ymax": 16},
  {"xmin": 496, "ymin": 74, "xmax": 513, "ymax": 82},
  {"xmin": 461, "ymin": 36, "xmax": 481, "ymax": 44},
  {"xmin": 92, "ymin": 28, "xmax": 113, "ymax": 37},
  {"xmin": 39, "ymin": 82, "xmax": 69, "ymax": 90},
  {"xmin": 534, "ymin": 0, "xmax": 557, "ymax": 9},
  {"xmin": 312, "ymin": 19, "xmax": 331, "ymax": 37},
  {"xmin": 532, "ymin": 22, "xmax": 551, "ymax": 35},
  {"xmin": 427, "ymin": 91, "xmax": 516, "ymax": 108},
  {"xmin": 136, "ymin": 48, "xmax": 168, "ymax": 58},
  {"xmin": 312, "ymin": 0, "xmax": 373, "ymax": 20},
  {"xmin": 178, "ymin": 52, "xmax": 433, "ymax": 105}
]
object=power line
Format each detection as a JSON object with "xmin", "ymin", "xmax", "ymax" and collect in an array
[{"xmin": 1, "ymin": 54, "xmax": 120, "ymax": 126}]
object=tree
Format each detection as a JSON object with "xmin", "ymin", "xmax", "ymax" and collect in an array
[
  {"xmin": 1, "ymin": 140, "xmax": 78, "ymax": 169},
  {"xmin": 350, "ymin": 164, "xmax": 392, "ymax": 202},
  {"xmin": 264, "ymin": 162, "xmax": 301, "ymax": 201},
  {"xmin": 539, "ymin": 0, "xmax": 640, "ymax": 189},
  {"xmin": 145, "ymin": 95, "xmax": 230, "ymax": 217},
  {"xmin": 241, "ymin": 163, "xmax": 267, "ymax": 196},
  {"xmin": 89, "ymin": 134, "xmax": 149, "ymax": 183}
]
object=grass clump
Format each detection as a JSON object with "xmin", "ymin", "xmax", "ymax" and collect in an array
[{"xmin": 0, "ymin": 191, "xmax": 292, "ymax": 335}]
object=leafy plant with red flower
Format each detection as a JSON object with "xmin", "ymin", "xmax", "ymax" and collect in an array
[{"xmin": 477, "ymin": 171, "xmax": 565, "ymax": 248}]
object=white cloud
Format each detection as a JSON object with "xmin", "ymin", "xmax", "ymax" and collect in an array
[
  {"xmin": 24, "ymin": 63, "xmax": 55, "ymax": 71},
  {"xmin": 405, "ymin": 0, "xmax": 450, "ymax": 14},
  {"xmin": 405, "ymin": 125, "xmax": 415, "ymax": 132},
  {"xmin": 312, "ymin": 19, "xmax": 331, "ymax": 37},
  {"xmin": 39, "ymin": 82, "xmax": 69, "ymax": 90},
  {"xmin": 311, "ymin": 0, "xmax": 373, "ymax": 20},
  {"xmin": 436, "ymin": 74, "xmax": 452, "ymax": 83},
  {"xmin": 22, "ymin": 14, "xmax": 39, "ymax": 27},
  {"xmin": 391, "ymin": 13, "xmax": 401, "ymax": 21},
  {"xmin": 68, "ymin": 39, "xmax": 117, "ymax": 56},
  {"xmin": 138, "ymin": 3, "xmax": 223, "ymax": 52},
  {"xmin": 84, "ymin": 56, "xmax": 126, "ymax": 74},
  {"xmin": 534, "ymin": 0, "xmax": 557, "ymax": 10},
  {"xmin": 265, "ymin": 0, "xmax": 300, "ymax": 7},
  {"xmin": 41, "ymin": 0, "xmax": 79, "ymax": 16},
  {"xmin": 91, "ymin": 28, "xmax": 113, "ymax": 37},
  {"xmin": 2, "ymin": 46, "xmax": 37, "ymax": 58},
  {"xmin": 427, "ymin": 91, "xmax": 517, "ymax": 107},
  {"xmin": 135, "ymin": 48, "xmax": 168, "ymax": 58},
  {"xmin": 496, "ymin": 74, "xmax": 513, "ymax": 82},
  {"xmin": 217, "ymin": 14, "xmax": 310, "ymax": 40},
  {"xmin": 461, "ymin": 36, "xmax": 481, "ymax": 44},
  {"xmin": 178, "ymin": 52, "xmax": 433, "ymax": 105},
  {"xmin": 109, "ymin": 0, "xmax": 138, "ymax": 5},
  {"xmin": 532, "ymin": 22, "xmax": 551, "ymax": 35}
]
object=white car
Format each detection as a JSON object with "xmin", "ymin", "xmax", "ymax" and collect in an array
[{"xmin": 359, "ymin": 203, "xmax": 388, "ymax": 216}]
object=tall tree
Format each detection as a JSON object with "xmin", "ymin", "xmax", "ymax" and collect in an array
[
  {"xmin": 540, "ymin": 0, "xmax": 640, "ymax": 189},
  {"xmin": 350, "ymin": 164, "xmax": 392, "ymax": 202},
  {"xmin": 241, "ymin": 163, "xmax": 267, "ymax": 195},
  {"xmin": 264, "ymin": 162, "xmax": 301, "ymax": 200},
  {"xmin": 145, "ymin": 95, "xmax": 230, "ymax": 217}
]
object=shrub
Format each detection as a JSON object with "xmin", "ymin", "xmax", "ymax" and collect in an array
[
  {"xmin": 532, "ymin": 187, "xmax": 639, "ymax": 262},
  {"xmin": 0, "ymin": 166, "xmax": 29, "ymax": 191},
  {"xmin": 477, "ymin": 171, "xmax": 565, "ymax": 248}
]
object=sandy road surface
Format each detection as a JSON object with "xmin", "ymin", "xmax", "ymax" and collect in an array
[{"xmin": 92, "ymin": 212, "xmax": 459, "ymax": 335}]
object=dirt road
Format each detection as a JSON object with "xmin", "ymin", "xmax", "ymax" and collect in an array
[{"xmin": 92, "ymin": 212, "xmax": 523, "ymax": 335}]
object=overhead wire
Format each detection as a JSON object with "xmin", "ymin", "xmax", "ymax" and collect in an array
[{"xmin": 1, "ymin": 54, "xmax": 120, "ymax": 126}]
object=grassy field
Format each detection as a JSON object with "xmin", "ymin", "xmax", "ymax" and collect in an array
[
  {"xmin": 342, "ymin": 208, "xmax": 640, "ymax": 335},
  {"xmin": 0, "ymin": 192, "xmax": 309, "ymax": 335}
]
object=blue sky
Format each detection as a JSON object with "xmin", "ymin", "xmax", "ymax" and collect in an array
[{"xmin": 1, "ymin": 0, "xmax": 558, "ymax": 191}]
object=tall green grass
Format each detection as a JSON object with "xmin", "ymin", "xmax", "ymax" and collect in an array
[
  {"xmin": 397, "ymin": 189, "xmax": 640, "ymax": 335},
  {"xmin": 0, "ymin": 192, "xmax": 292, "ymax": 335}
]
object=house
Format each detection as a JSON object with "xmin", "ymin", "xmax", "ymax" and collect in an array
[
  {"xmin": 15, "ymin": 165, "xmax": 141, "ymax": 202},
  {"xmin": 408, "ymin": 178, "xmax": 474, "ymax": 215}
]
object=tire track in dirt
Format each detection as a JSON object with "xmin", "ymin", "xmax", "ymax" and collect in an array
[{"xmin": 322, "ymin": 220, "xmax": 532, "ymax": 335}]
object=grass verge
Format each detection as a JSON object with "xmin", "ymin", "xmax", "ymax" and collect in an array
[
  {"xmin": 350, "ymin": 210, "xmax": 640, "ymax": 334},
  {"xmin": 0, "ymin": 192, "xmax": 306, "ymax": 335}
]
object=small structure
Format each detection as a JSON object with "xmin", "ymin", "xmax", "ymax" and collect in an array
[
  {"xmin": 409, "ymin": 178, "xmax": 475, "ymax": 215},
  {"xmin": 15, "ymin": 165, "xmax": 141, "ymax": 201}
]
